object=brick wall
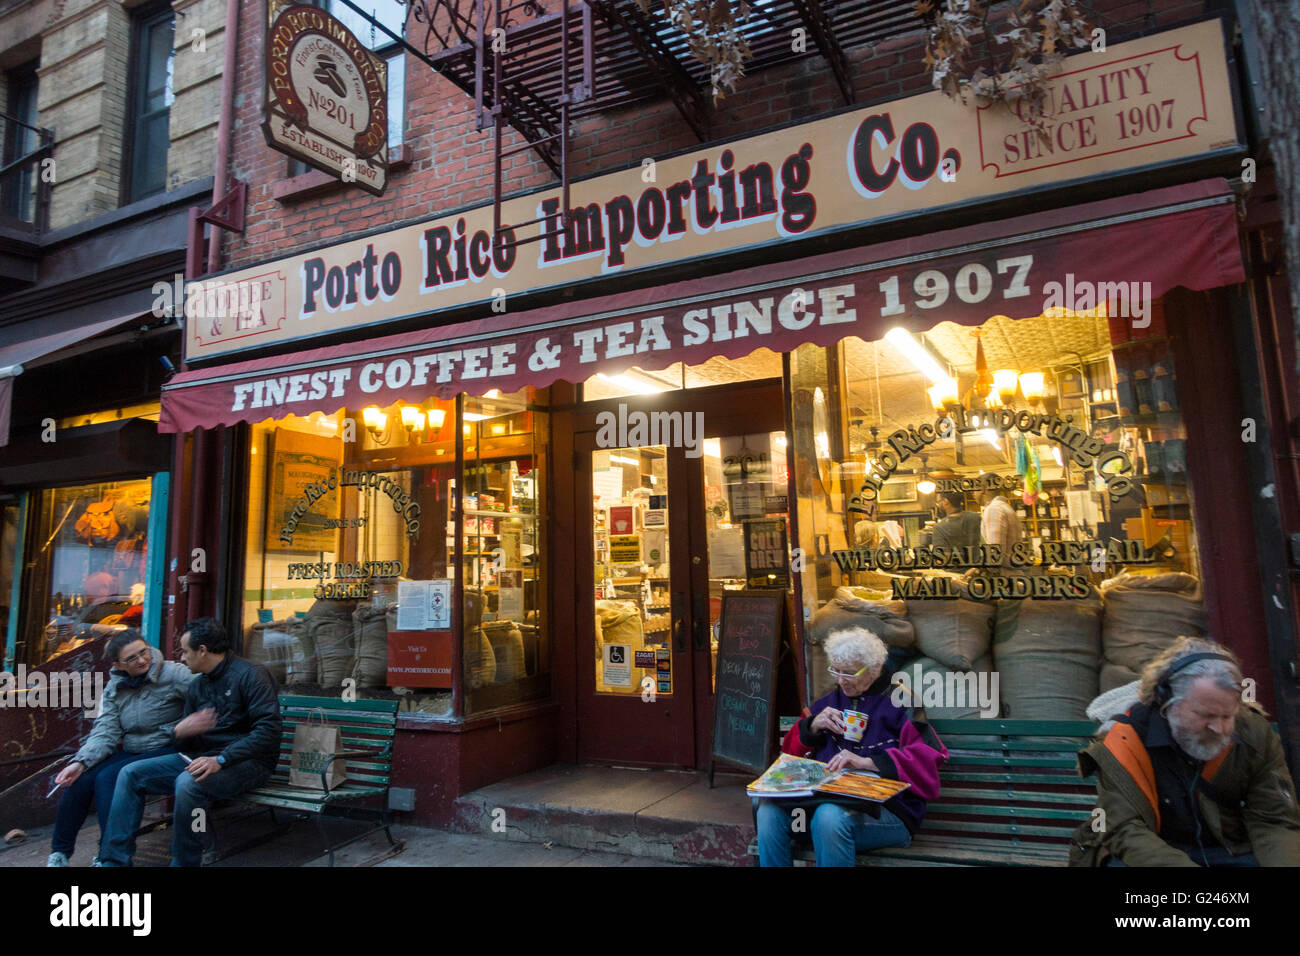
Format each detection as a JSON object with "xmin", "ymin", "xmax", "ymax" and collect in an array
[{"xmin": 219, "ymin": 0, "xmax": 1215, "ymax": 273}]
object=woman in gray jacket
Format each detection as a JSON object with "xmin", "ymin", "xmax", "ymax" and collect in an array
[{"xmin": 46, "ymin": 629, "xmax": 195, "ymax": 866}]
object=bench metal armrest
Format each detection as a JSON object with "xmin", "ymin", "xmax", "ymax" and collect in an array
[{"xmin": 318, "ymin": 742, "xmax": 393, "ymax": 795}]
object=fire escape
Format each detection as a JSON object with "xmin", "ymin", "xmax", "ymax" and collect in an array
[{"xmin": 336, "ymin": 0, "xmax": 920, "ymax": 248}]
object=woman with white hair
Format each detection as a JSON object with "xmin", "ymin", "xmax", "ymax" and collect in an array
[{"xmin": 756, "ymin": 627, "xmax": 948, "ymax": 866}]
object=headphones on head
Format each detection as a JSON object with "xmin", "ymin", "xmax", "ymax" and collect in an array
[{"xmin": 1154, "ymin": 652, "xmax": 1237, "ymax": 707}]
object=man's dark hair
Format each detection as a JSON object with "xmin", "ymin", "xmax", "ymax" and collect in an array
[
  {"xmin": 105, "ymin": 628, "xmax": 145, "ymax": 664},
  {"xmin": 939, "ymin": 491, "xmax": 964, "ymax": 510},
  {"xmin": 183, "ymin": 617, "xmax": 231, "ymax": 655}
]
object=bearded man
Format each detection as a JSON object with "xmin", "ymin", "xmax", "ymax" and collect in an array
[{"xmin": 1072, "ymin": 637, "xmax": 1300, "ymax": 866}]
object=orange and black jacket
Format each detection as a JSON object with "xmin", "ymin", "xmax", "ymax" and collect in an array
[{"xmin": 1075, "ymin": 703, "xmax": 1300, "ymax": 866}]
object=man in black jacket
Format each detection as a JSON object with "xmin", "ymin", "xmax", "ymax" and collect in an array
[{"xmin": 98, "ymin": 618, "xmax": 282, "ymax": 866}]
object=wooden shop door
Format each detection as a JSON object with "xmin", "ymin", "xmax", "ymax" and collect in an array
[{"xmin": 574, "ymin": 380, "xmax": 787, "ymax": 767}]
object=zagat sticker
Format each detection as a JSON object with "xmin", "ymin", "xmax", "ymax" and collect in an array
[{"xmin": 634, "ymin": 650, "xmax": 656, "ymax": 668}]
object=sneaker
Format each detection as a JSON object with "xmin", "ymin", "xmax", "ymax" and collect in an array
[{"xmin": 46, "ymin": 852, "xmax": 69, "ymax": 867}]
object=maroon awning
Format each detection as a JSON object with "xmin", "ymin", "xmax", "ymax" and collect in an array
[
  {"xmin": 0, "ymin": 311, "xmax": 151, "ymax": 446},
  {"xmin": 160, "ymin": 178, "xmax": 1244, "ymax": 433}
]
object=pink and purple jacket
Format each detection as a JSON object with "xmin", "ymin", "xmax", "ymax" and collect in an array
[{"xmin": 797, "ymin": 675, "xmax": 949, "ymax": 833}]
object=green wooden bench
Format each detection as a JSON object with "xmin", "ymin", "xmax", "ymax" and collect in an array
[
  {"xmin": 751, "ymin": 718, "xmax": 1099, "ymax": 867},
  {"xmin": 230, "ymin": 695, "xmax": 404, "ymax": 867}
]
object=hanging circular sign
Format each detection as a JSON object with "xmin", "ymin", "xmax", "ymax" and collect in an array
[{"xmin": 267, "ymin": 3, "xmax": 387, "ymax": 158}]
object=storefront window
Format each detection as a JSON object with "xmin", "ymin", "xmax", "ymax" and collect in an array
[
  {"xmin": 592, "ymin": 444, "xmax": 672, "ymax": 696},
  {"xmin": 241, "ymin": 390, "xmax": 549, "ymax": 718},
  {"xmin": 792, "ymin": 305, "xmax": 1202, "ymax": 718},
  {"xmin": 461, "ymin": 390, "xmax": 549, "ymax": 714},
  {"xmin": 582, "ymin": 349, "xmax": 782, "ymax": 400},
  {"xmin": 21, "ymin": 479, "xmax": 155, "ymax": 665}
]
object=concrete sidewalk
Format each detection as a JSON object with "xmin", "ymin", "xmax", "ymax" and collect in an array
[
  {"xmin": 0, "ymin": 809, "xmax": 687, "ymax": 867},
  {"xmin": 453, "ymin": 764, "xmax": 756, "ymax": 865}
]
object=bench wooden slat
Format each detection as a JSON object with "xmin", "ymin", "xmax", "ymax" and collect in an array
[
  {"xmin": 279, "ymin": 729, "xmax": 395, "ymax": 742},
  {"xmin": 935, "ymin": 787, "xmax": 1095, "ymax": 806},
  {"xmin": 280, "ymin": 696, "xmax": 399, "ymax": 712},
  {"xmin": 929, "ymin": 801, "xmax": 1091, "ymax": 821},
  {"xmin": 941, "ymin": 739, "xmax": 1088, "ymax": 752},
  {"xmin": 278, "ymin": 740, "xmax": 393, "ymax": 754},
  {"xmin": 942, "ymin": 754, "xmax": 1079, "ymax": 768},
  {"xmin": 923, "ymin": 818, "xmax": 1080, "ymax": 838},
  {"xmin": 941, "ymin": 771, "xmax": 1085, "ymax": 785},
  {"xmin": 930, "ymin": 719, "xmax": 1097, "ymax": 736}
]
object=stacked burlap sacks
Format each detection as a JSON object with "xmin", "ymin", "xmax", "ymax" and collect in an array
[
  {"xmin": 464, "ymin": 590, "xmax": 496, "ymax": 689},
  {"xmin": 894, "ymin": 655, "xmax": 994, "ymax": 719},
  {"xmin": 482, "ymin": 621, "xmax": 527, "ymax": 683},
  {"xmin": 904, "ymin": 597, "xmax": 994, "ymax": 671},
  {"xmin": 806, "ymin": 587, "xmax": 914, "ymax": 701},
  {"xmin": 993, "ymin": 595, "xmax": 1102, "ymax": 720},
  {"xmin": 305, "ymin": 599, "xmax": 357, "ymax": 688},
  {"xmin": 902, "ymin": 597, "xmax": 997, "ymax": 738},
  {"xmin": 352, "ymin": 604, "xmax": 391, "ymax": 688},
  {"xmin": 595, "ymin": 600, "xmax": 643, "ymax": 690},
  {"xmin": 1100, "ymin": 573, "xmax": 1206, "ymax": 692},
  {"xmin": 245, "ymin": 617, "xmax": 307, "ymax": 686}
]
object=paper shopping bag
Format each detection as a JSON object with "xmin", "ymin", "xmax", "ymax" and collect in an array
[{"xmin": 289, "ymin": 718, "xmax": 347, "ymax": 790}]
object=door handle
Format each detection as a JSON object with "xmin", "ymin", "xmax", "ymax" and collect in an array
[
  {"xmin": 692, "ymin": 593, "xmax": 709, "ymax": 650},
  {"xmin": 672, "ymin": 592, "xmax": 686, "ymax": 653}
]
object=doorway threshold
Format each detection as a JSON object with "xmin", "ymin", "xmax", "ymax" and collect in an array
[{"xmin": 452, "ymin": 763, "xmax": 756, "ymax": 866}]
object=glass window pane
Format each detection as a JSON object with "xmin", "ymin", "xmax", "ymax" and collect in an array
[
  {"xmin": 461, "ymin": 388, "xmax": 549, "ymax": 714},
  {"xmin": 331, "ymin": 0, "xmax": 407, "ymax": 50},
  {"xmin": 21, "ymin": 480, "xmax": 155, "ymax": 667},
  {"xmin": 582, "ymin": 348, "xmax": 782, "ymax": 400},
  {"xmin": 242, "ymin": 405, "xmax": 456, "ymax": 717},
  {"xmin": 144, "ymin": 17, "xmax": 176, "ymax": 113},
  {"xmin": 134, "ymin": 111, "xmax": 170, "ymax": 198},
  {"xmin": 592, "ymin": 445, "xmax": 671, "ymax": 696},
  {"xmin": 387, "ymin": 52, "xmax": 404, "ymax": 149},
  {"xmin": 790, "ymin": 305, "xmax": 1202, "ymax": 713}
]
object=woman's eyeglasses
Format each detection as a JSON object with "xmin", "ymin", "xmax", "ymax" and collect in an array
[
  {"xmin": 117, "ymin": 649, "xmax": 151, "ymax": 666},
  {"xmin": 827, "ymin": 663, "xmax": 870, "ymax": 680}
]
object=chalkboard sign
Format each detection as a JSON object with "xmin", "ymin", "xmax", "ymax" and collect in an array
[{"xmin": 710, "ymin": 590, "xmax": 785, "ymax": 781}]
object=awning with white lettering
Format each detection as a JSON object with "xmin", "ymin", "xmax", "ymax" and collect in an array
[{"xmin": 159, "ymin": 178, "xmax": 1244, "ymax": 433}]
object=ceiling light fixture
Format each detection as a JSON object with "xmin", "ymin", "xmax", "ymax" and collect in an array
[{"xmin": 885, "ymin": 328, "xmax": 948, "ymax": 383}]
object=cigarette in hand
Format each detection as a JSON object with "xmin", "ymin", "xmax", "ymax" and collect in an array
[
  {"xmin": 177, "ymin": 753, "xmax": 192, "ymax": 764},
  {"xmin": 46, "ymin": 784, "xmax": 61, "ymax": 799}
]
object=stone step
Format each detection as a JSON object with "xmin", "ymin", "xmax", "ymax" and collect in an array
[{"xmin": 451, "ymin": 764, "xmax": 756, "ymax": 866}]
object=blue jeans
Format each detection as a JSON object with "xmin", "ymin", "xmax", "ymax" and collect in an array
[
  {"xmin": 50, "ymin": 747, "xmax": 175, "ymax": 857},
  {"xmin": 756, "ymin": 799, "xmax": 912, "ymax": 867},
  {"xmin": 98, "ymin": 753, "xmax": 272, "ymax": 867}
]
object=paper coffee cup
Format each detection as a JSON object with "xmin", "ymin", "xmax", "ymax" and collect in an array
[{"xmin": 843, "ymin": 710, "xmax": 868, "ymax": 742}]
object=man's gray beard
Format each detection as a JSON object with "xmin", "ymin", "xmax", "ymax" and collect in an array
[{"xmin": 1168, "ymin": 707, "xmax": 1231, "ymax": 762}]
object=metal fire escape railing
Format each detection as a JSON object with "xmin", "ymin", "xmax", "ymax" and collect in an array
[
  {"xmin": 475, "ymin": 0, "xmax": 594, "ymax": 246},
  {"xmin": 333, "ymin": 0, "xmax": 921, "ymax": 247},
  {"xmin": 0, "ymin": 111, "xmax": 55, "ymax": 234}
]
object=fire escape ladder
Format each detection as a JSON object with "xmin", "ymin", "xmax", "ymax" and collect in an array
[
  {"xmin": 476, "ymin": 0, "xmax": 595, "ymax": 249},
  {"xmin": 788, "ymin": 0, "xmax": 855, "ymax": 105},
  {"xmin": 588, "ymin": 0, "xmax": 710, "ymax": 141}
]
